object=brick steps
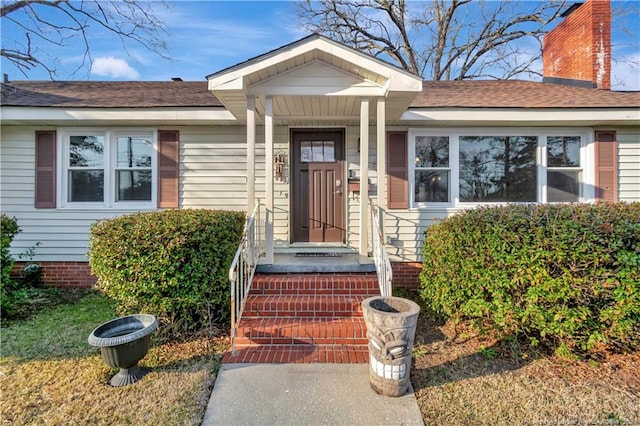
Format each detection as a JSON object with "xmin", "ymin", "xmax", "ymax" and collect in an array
[
  {"xmin": 251, "ymin": 273, "xmax": 378, "ymax": 295},
  {"xmin": 222, "ymin": 344, "xmax": 369, "ymax": 364},
  {"xmin": 234, "ymin": 317, "xmax": 368, "ymax": 346},
  {"xmin": 225, "ymin": 273, "xmax": 379, "ymax": 364},
  {"xmin": 244, "ymin": 294, "xmax": 369, "ymax": 318}
]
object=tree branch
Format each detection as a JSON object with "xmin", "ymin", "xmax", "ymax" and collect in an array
[{"xmin": 1, "ymin": 0, "xmax": 169, "ymax": 79}]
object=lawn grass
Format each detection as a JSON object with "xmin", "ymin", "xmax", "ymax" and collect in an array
[
  {"xmin": 3, "ymin": 288, "xmax": 637, "ymax": 425},
  {"xmin": 0, "ymin": 290, "xmax": 229, "ymax": 425},
  {"xmin": 408, "ymin": 294, "xmax": 640, "ymax": 425}
]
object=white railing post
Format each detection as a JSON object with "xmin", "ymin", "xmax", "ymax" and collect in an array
[
  {"xmin": 228, "ymin": 201, "xmax": 264, "ymax": 354},
  {"xmin": 369, "ymin": 199, "xmax": 393, "ymax": 297}
]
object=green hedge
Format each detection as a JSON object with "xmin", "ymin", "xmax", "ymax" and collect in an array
[
  {"xmin": 88, "ymin": 209, "xmax": 245, "ymax": 336},
  {"xmin": 419, "ymin": 202, "xmax": 640, "ymax": 355},
  {"xmin": 1, "ymin": 214, "xmax": 21, "ymax": 317},
  {"xmin": 1, "ymin": 214, "xmax": 19, "ymax": 286}
]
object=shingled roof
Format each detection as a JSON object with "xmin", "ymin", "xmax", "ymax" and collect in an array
[
  {"xmin": 1, "ymin": 79, "xmax": 638, "ymax": 109},
  {"xmin": 0, "ymin": 81, "xmax": 222, "ymax": 108},
  {"xmin": 413, "ymin": 80, "xmax": 640, "ymax": 108}
]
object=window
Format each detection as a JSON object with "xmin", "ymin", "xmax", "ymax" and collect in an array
[
  {"xmin": 68, "ymin": 135, "xmax": 105, "ymax": 202},
  {"xmin": 414, "ymin": 136, "xmax": 450, "ymax": 203},
  {"xmin": 409, "ymin": 129, "xmax": 592, "ymax": 208},
  {"xmin": 459, "ymin": 136, "xmax": 536, "ymax": 202},
  {"xmin": 301, "ymin": 141, "xmax": 336, "ymax": 162},
  {"xmin": 115, "ymin": 136, "xmax": 153, "ymax": 201},
  {"xmin": 546, "ymin": 136, "xmax": 581, "ymax": 202},
  {"xmin": 60, "ymin": 130, "xmax": 156, "ymax": 208}
]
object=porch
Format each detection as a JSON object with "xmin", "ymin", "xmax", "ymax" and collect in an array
[
  {"xmin": 209, "ymin": 35, "xmax": 423, "ymax": 361},
  {"xmin": 207, "ymin": 34, "xmax": 423, "ymax": 268}
]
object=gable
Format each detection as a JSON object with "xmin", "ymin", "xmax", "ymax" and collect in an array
[
  {"xmin": 248, "ymin": 60, "xmax": 385, "ymax": 97},
  {"xmin": 207, "ymin": 34, "xmax": 423, "ymax": 122}
]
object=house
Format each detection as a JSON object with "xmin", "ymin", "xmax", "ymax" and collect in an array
[{"xmin": 1, "ymin": 0, "xmax": 639, "ymax": 290}]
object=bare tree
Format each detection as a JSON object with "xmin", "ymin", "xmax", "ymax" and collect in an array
[
  {"xmin": 297, "ymin": 0, "xmax": 567, "ymax": 80},
  {"xmin": 1, "ymin": 0, "xmax": 170, "ymax": 79}
]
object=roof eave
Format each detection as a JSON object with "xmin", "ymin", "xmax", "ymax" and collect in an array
[
  {"xmin": 0, "ymin": 106, "xmax": 236, "ymax": 124},
  {"xmin": 401, "ymin": 107, "xmax": 640, "ymax": 126}
]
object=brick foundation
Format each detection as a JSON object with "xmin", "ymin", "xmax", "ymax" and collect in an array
[
  {"xmin": 8, "ymin": 261, "xmax": 422, "ymax": 291},
  {"xmin": 11, "ymin": 261, "xmax": 96, "ymax": 288},
  {"xmin": 391, "ymin": 262, "xmax": 422, "ymax": 291}
]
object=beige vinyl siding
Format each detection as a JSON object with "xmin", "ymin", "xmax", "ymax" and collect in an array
[
  {"xmin": 179, "ymin": 126, "xmax": 264, "ymax": 210},
  {"xmin": 3, "ymin": 124, "xmax": 637, "ymax": 264},
  {"xmin": 382, "ymin": 210, "xmax": 451, "ymax": 262},
  {"xmin": 249, "ymin": 61, "xmax": 381, "ymax": 98},
  {"xmin": 616, "ymin": 127, "xmax": 640, "ymax": 202},
  {"xmin": 1, "ymin": 125, "xmax": 267, "ymax": 261},
  {"xmin": 1, "ymin": 126, "xmax": 137, "ymax": 261}
]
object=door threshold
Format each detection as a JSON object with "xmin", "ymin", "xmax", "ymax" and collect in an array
[
  {"xmin": 257, "ymin": 252, "xmax": 375, "ymax": 274},
  {"xmin": 277, "ymin": 244, "xmax": 356, "ymax": 254}
]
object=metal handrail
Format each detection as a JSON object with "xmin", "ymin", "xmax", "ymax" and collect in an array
[
  {"xmin": 369, "ymin": 199, "xmax": 393, "ymax": 297},
  {"xmin": 228, "ymin": 201, "xmax": 264, "ymax": 354}
]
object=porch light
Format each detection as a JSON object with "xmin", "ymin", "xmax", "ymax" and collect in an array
[{"xmin": 274, "ymin": 150, "xmax": 286, "ymax": 182}]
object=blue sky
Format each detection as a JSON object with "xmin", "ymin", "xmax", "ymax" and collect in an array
[{"xmin": 1, "ymin": 1, "xmax": 638, "ymax": 90}]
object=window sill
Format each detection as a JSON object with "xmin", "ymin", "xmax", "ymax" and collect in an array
[{"xmin": 57, "ymin": 204, "xmax": 157, "ymax": 211}]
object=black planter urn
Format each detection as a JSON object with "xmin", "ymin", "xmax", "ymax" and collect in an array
[{"xmin": 88, "ymin": 314, "xmax": 158, "ymax": 387}]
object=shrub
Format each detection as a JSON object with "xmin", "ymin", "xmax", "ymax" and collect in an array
[
  {"xmin": 1, "ymin": 214, "xmax": 22, "ymax": 318},
  {"xmin": 419, "ymin": 202, "xmax": 640, "ymax": 356},
  {"xmin": 88, "ymin": 209, "xmax": 245, "ymax": 336},
  {"xmin": 1, "ymin": 214, "xmax": 19, "ymax": 289}
]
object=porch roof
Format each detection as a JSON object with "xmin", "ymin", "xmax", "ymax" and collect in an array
[{"xmin": 206, "ymin": 33, "xmax": 424, "ymax": 122}]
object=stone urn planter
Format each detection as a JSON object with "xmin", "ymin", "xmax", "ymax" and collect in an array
[
  {"xmin": 88, "ymin": 314, "xmax": 158, "ymax": 387},
  {"xmin": 362, "ymin": 296, "xmax": 420, "ymax": 397}
]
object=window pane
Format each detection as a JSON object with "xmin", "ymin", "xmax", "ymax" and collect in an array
[
  {"xmin": 301, "ymin": 141, "xmax": 311, "ymax": 162},
  {"xmin": 548, "ymin": 170, "xmax": 580, "ymax": 202},
  {"xmin": 69, "ymin": 136, "xmax": 104, "ymax": 167},
  {"xmin": 548, "ymin": 136, "xmax": 581, "ymax": 167},
  {"xmin": 312, "ymin": 141, "xmax": 324, "ymax": 162},
  {"xmin": 116, "ymin": 137, "xmax": 152, "ymax": 168},
  {"xmin": 459, "ymin": 136, "xmax": 536, "ymax": 202},
  {"xmin": 415, "ymin": 170, "xmax": 449, "ymax": 203},
  {"xmin": 69, "ymin": 170, "xmax": 104, "ymax": 202},
  {"xmin": 323, "ymin": 141, "xmax": 335, "ymax": 162},
  {"xmin": 415, "ymin": 136, "xmax": 449, "ymax": 167},
  {"xmin": 117, "ymin": 170, "xmax": 152, "ymax": 201}
]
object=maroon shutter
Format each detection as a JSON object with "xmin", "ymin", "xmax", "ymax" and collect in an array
[
  {"xmin": 386, "ymin": 131, "xmax": 409, "ymax": 209},
  {"xmin": 35, "ymin": 131, "xmax": 57, "ymax": 208},
  {"xmin": 157, "ymin": 130, "xmax": 179, "ymax": 208},
  {"xmin": 594, "ymin": 131, "xmax": 617, "ymax": 202}
]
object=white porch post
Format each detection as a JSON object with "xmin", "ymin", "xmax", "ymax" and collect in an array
[
  {"xmin": 359, "ymin": 98, "xmax": 369, "ymax": 257},
  {"xmin": 376, "ymin": 97, "xmax": 386, "ymax": 236},
  {"xmin": 264, "ymin": 96, "xmax": 274, "ymax": 264},
  {"xmin": 246, "ymin": 97, "xmax": 256, "ymax": 214}
]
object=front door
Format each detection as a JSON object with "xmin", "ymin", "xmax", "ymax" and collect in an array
[{"xmin": 291, "ymin": 129, "xmax": 345, "ymax": 243}]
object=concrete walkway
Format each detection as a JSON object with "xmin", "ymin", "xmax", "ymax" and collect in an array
[{"xmin": 202, "ymin": 364, "xmax": 424, "ymax": 426}]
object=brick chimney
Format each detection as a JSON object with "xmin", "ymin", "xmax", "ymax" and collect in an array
[{"xmin": 543, "ymin": 0, "xmax": 611, "ymax": 89}]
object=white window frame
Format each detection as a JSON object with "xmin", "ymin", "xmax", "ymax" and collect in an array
[
  {"xmin": 409, "ymin": 129, "xmax": 453, "ymax": 208},
  {"xmin": 58, "ymin": 128, "xmax": 158, "ymax": 209},
  {"xmin": 408, "ymin": 127, "xmax": 594, "ymax": 209}
]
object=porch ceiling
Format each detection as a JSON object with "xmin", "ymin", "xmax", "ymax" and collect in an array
[{"xmin": 207, "ymin": 34, "xmax": 423, "ymax": 124}]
